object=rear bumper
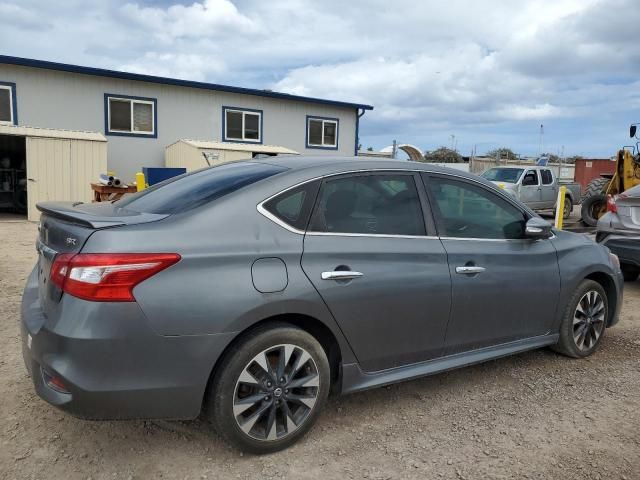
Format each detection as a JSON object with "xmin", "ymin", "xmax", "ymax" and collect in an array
[
  {"xmin": 20, "ymin": 267, "xmax": 236, "ymax": 420},
  {"xmin": 597, "ymin": 230, "xmax": 640, "ymax": 268}
]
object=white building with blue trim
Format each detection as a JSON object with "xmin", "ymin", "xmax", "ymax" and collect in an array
[{"xmin": 0, "ymin": 56, "xmax": 372, "ymax": 181}]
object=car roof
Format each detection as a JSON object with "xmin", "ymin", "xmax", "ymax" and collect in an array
[{"xmin": 263, "ymin": 155, "xmax": 476, "ymax": 180}]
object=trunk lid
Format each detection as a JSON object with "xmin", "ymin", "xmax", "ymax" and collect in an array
[
  {"xmin": 36, "ymin": 201, "xmax": 168, "ymax": 314},
  {"xmin": 614, "ymin": 195, "xmax": 640, "ymax": 231}
]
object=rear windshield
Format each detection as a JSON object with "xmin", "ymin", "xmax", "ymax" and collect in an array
[
  {"xmin": 115, "ymin": 162, "xmax": 287, "ymax": 214},
  {"xmin": 481, "ymin": 168, "xmax": 524, "ymax": 183}
]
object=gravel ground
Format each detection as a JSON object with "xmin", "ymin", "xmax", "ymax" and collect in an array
[{"xmin": 1, "ymin": 218, "xmax": 639, "ymax": 480}]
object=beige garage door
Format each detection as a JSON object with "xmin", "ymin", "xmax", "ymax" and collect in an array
[{"xmin": 26, "ymin": 137, "xmax": 106, "ymax": 221}]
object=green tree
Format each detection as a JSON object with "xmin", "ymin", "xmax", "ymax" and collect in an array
[
  {"xmin": 423, "ymin": 147, "xmax": 463, "ymax": 163},
  {"xmin": 367, "ymin": 146, "xmax": 373, "ymax": 151},
  {"xmin": 487, "ymin": 148, "xmax": 518, "ymax": 160}
]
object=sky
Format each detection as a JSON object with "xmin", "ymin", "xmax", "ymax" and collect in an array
[{"xmin": 1, "ymin": 0, "xmax": 639, "ymax": 158}]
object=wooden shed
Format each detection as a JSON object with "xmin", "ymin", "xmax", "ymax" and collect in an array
[
  {"xmin": 0, "ymin": 124, "xmax": 107, "ymax": 221},
  {"xmin": 165, "ymin": 139, "xmax": 298, "ymax": 172}
]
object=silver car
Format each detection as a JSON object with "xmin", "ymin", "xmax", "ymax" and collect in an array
[
  {"xmin": 21, "ymin": 157, "xmax": 623, "ymax": 453},
  {"xmin": 596, "ymin": 184, "xmax": 640, "ymax": 281}
]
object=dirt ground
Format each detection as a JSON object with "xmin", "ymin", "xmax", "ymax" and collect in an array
[{"xmin": 1, "ymin": 218, "xmax": 639, "ymax": 480}]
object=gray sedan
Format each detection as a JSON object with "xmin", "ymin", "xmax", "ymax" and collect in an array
[
  {"xmin": 596, "ymin": 183, "xmax": 640, "ymax": 281},
  {"xmin": 21, "ymin": 157, "xmax": 623, "ymax": 453}
]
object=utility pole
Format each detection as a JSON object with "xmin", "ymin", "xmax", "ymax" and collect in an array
[{"xmin": 538, "ymin": 124, "xmax": 544, "ymax": 156}]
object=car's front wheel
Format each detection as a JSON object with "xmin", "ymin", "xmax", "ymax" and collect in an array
[
  {"xmin": 207, "ymin": 324, "xmax": 330, "ymax": 454},
  {"xmin": 553, "ymin": 280, "xmax": 608, "ymax": 358}
]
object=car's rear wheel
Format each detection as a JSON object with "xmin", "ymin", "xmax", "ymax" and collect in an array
[
  {"xmin": 553, "ymin": 280, "xmax": 608, "ymax": 358},
  {"xmin": 207, "ymin": 324, "xmax": 330, "ymax": 454}
]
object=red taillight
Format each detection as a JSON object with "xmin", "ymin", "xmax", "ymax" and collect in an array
[
  {"xmin": 607, "ymin": 195, "xmax": 618, "ymax": 213},
  {"xmin": 49, "ymin": 253, "xmax": 180, "ymax": 302}
]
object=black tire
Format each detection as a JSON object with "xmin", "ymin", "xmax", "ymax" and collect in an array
[
  {"xmin": 207, "ymin": 323, "xmax": 330, "ymax": 454},
  {"xmin": 553, "ymin": 280, "xmax": 608, "ymax": 358},
  {"xmin": 581, "ymin": 193, "xmax": 607, "ymax": 226},
  {"xmin": 581, "ymin": 176, "xmax": 610, "ymax": 203},
  {"xmin": 621, "ymin": 264, "xmax": 639, "ymax": 282}
]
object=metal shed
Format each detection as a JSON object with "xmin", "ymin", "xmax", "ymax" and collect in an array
[
  {"xmin": 165, "ymin": 139, "xmax": 298, "ymax": 172},
  {"xmin": 0, "ymin": 124, "xmax": 107, "ymax": 221}
]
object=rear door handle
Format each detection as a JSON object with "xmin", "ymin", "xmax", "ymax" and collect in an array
[
  {"xmin": 455, "ymin": 266, "xmax": 485, "ymax": 275},
  {"xmin": 321, "ymin": 271, "xmax": 364, "ymax": 281}
]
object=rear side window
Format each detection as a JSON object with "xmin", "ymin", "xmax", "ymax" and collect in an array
[
  {"xmin": 262, "ymin": 181, "xmax": 320, "ymax": 231},
  {"xmin": 116, "ymin": 162, "xmax": 287, "ymax": 214},
  {"xmin": 541, "ymin": 169, "xmax": 553, "ymax": 185},
  {"xmin": 308, "ymin": 174, "xmax": 426, "ymax": 236}
]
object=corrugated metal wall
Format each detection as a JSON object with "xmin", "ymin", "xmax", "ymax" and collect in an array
[
  {"xmin": 26, "ymin": 137, "xmax": 106, "ymax": 220},
  {"xmin": 574, "ymin": 159, "xmax": 615, "ymax": 189}
]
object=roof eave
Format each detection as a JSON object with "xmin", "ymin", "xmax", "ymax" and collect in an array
[{"xmin": 0, "ymin": 55, "xmax": 374, "ymax": 111}]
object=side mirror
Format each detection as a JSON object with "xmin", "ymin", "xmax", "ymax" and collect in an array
[
  {"xmin": 525, "ymin": 217, "xmax": 552, "ymax": 239},
  {"xmin": 631, "ymin": 125, "xmax": 637, "ymax": 139}
]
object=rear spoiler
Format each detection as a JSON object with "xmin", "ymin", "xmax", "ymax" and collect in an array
[{"xmin": 37, "ymin": 202, "xmax": 168, "ymax": 229}]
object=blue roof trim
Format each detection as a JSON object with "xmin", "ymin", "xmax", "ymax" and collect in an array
[{"xmin": 0, "ymin": 55, "xmax": 374, "ymax": 111}]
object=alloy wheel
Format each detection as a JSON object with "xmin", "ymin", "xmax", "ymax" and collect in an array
[
  {"xmin": 573, "ymin": 290, "xmax": 606, "ymax": 351},
  {"xmin": 233, "ymin": 344, "xmax": 320, "ymax": 441}
]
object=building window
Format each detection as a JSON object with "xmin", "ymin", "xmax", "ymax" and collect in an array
[
  {"xmin": 0, "ymin": 82, "xmax": 17, "ymax": 125},
  {"xmin": 105, "ymin": 94, "xmax": 156, "ymax": 137},
  {"xmin": 306, "ymin": 116, "xmax": 338, "ymax": 149},
  {"xmin": 223, "ymin": 107, "xmax": 262, "ymax": 143}
]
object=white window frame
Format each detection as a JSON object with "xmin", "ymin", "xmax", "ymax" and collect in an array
[
  {"xmin": 224, "ymin": 108, "xmax": 262, "ymax": 143},
  {"xmin": 307, "ymin": 118, "xmax": 338, "ymax": 148},
  {"xmin": 0, "ymin": 85, "xmax": 14, "ymax": 125},
  {"xmin": 107, "ymin": 96, "xmax": 155, "ymax": 135}
]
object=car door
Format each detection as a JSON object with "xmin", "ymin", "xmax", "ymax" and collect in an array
[
  {"xmin": 539, "ymin": 169, "xmax": 557, "ymax": 208},
  {"xmin": 423, "ymin": 173, "xmax": 560, "ymax": 354},
  {"xmin": 300, "ymin": 171, "xmax": 452, "ymax": 372},
  {"xmin": 519, "ymin": 169, "xmax": 541, "ymax": 208}
]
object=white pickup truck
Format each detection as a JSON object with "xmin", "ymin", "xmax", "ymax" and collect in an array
[{"xmin": 481, "ymin": 166, "xmax": 581, "ymax": 219}]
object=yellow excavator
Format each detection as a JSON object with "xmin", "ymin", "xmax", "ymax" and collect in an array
[{"xmin": 580, "ymin": 123, "xmax": 640, "ymax": 226}]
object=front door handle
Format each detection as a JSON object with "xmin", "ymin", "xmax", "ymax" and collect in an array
[
  {"xmin": 321, "ymin": 271, "xmax": 364, "ymax": 281},
  {"xmin": 455, "ymin": 266, "xmax": 486, "ymax": 275}
]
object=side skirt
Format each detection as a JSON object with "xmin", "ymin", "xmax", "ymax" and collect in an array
[{"xmin": 340, "ymin": 333, "xmax": 559, "ymax": 394}]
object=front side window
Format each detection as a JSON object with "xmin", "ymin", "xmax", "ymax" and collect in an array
[
  {"xmin": 106, "ymin": 95, "xmax": 156, "ymax": 136},
  {"xmin": 522, "ymin": 169, "xmax": 539, "ymax": 186},
  {"xmin": 0, "ymin": 83, "xmax": 16, "ymax": 125},
  {"xmin": 427, "ymin": 175, "xmax": 527, "ymax": 239},
  {"xmin": 307, "ymin": 117, "xmax": 338, "ymax": 149},
  {"xmin": 224, "ymin": 107, "xmax": 262, "ymax": 142},
  {"xmin": 481, "ymin": 168, "xmax": 523, "ymax": 183},
  {"xmin": 308, "ymin": 174, "xmax": 426, "ymax": 236},
  {"xmin": 541, "ymin": 169, "xmax": 553, "ymax": 185}
]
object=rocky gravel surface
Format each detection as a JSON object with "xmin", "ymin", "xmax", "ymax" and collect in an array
[{"xmin": 1, "ymin": 219, "xmax": 639, "ymax": 480}]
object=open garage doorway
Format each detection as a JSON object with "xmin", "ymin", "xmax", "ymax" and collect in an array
[
  {"xmin": 0, "ymin": 134, "xmax": 27, "ymax": 217},
  {"xmin": 0, "ymin": 125, "xmax": 107, "ymax": 221}
]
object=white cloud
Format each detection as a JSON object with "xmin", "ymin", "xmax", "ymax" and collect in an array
[{"xmin": 1, "ymin": 0, "xmax": 639, "ymax": 156}]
